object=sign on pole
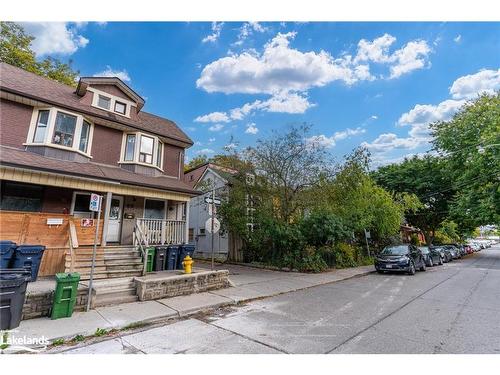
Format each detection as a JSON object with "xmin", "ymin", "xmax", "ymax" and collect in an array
[
  {"xmin": 86, "ymin": 193, "xmax": 102, "ymax": 312},
  {"xmin": 89, "ymin": 193, "xmax": 100, "ymax": 212},
  {"xmin": 204, "ymin": 196, "xmax": 221, "ymax": 205},
  {"xmin": 205, "ymin": 217, "xmax": 220, "ymax": 234}
]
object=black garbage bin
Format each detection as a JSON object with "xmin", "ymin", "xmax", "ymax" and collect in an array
[
  {"xmin": 0, "ymin": 272, "xmax": 29, "ymax": 330},
  {"xmin": 177, "ymin": 244, "xmax": 195, "ymax": 270},
  {"xmin": 0, "ymin": 241, "xmax": 16, "ymax": 269},
  {"xmin": 12, "ymin": 245, "xmax": 46, "ymax": 282},
  {"xmin": 166, "ymin": 245, "xmax": 179, "ymax": 270},
  {"xmin": 153, "ymin": 246, "xmax": 168, "ymax": 271}
]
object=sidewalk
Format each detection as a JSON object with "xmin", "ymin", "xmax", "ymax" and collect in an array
[{"xmin": 13, "ymin": 263, "xmax": 374, "ymax": 346}]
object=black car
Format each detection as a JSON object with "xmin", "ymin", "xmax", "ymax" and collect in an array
[
  {"xmin": 430, "ymin": 246, "xmax": 452, "ymax": 262},
  {"xmin": 418, "ymin": 246, "xmax": 443, "ymax": 266},
  {"xmin": 375, "ymin": 244, "xmax": 426, "ymax": 275}
]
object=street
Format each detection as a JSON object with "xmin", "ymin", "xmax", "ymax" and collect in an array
[{"xmin": 59, "ymin": 245, "xmax": 500, "ymax": 354}]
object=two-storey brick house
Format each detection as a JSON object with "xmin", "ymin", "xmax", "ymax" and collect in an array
[{"xmin": 0, "ymin": 62, "xmax": 199, "ymax": 278}]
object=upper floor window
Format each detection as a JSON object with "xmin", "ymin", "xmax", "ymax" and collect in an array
[
  {"xmin": 26, "ymin": 108, "xmax": 94, "ymax": 157},
  {"xmin": 89, "ymin": 87, "xmax": 133, "ymax": 118},
  {"xmin": 120, "ymin": 132, "xmax": 164, "ymax": 170},
  {"xmin": 97, "ymin": 95, "xmax": 111, "ymax": 110}
]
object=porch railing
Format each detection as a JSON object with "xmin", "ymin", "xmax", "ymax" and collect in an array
[
  {"xmin": 133, "ymin": 221, "xmax": 149, "ymax": 276},
  {"xmin": 136, "ymin": 218, "xmax": 186, "ymax": 245}
]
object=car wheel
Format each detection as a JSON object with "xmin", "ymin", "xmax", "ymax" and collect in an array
[
  {"xmin": 420, "ymin": 261, "xmax": 426, "ymax": 272},
  {"xmin": 408, "ymin": 261, "xmax": 416, "ymax": 275},
  {"xmin": 429, "ymin": 258, "xmax": 434, "ymax": 267}
]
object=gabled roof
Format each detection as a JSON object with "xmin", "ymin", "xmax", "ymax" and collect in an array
[
  {"xmin": 0, "ymin": 62, "xmax": 193, "ymax": 146},
  {"xmin": 184, "ymin": 162, "xmax": 237, "ymax": 189},
  {"xmin": 76, "ymin": 76, "xmax": 145, "ymax": 111}
]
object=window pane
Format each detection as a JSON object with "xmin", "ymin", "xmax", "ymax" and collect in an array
[
  {"xmin": 156, "ymin": 142, "xmax": 162, "ymax": 167},
  {"xmin": 74, "ymin": 194, "xmax": 91, "ymax": 212},
  {"xmin": 79, "ymin": 120, "xmax": 90, "ymax": 153},
  {"xmin": 125, "ymin": 134, "xmax": 136, "ymax": 161},
  {"xmin": 139, "ymin": 135, "xmax": 154, "ymax": 164},
  {"xmin": 52, "ymin": 112, "xmax": 77, "ymax": 147},
  {"xmin": 114, "ymin": 101, "xmax": 126, "ymax": 114},
  {"xmin": 144, "ymin": 199, "xmax": 165, "ymax": 219},
  {"xmin": 97, "ymin": 95, "xmax": 111, "ymax": 110},
  {"xmin": 0, "ymin": 182, "xmax": 43, "ymax": 212},
  {"xmin": 33, "ymin": 110, "xmax": 49, "ymax": 143}
]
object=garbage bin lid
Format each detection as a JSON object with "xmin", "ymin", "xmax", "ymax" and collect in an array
[
  {"xmin": 14, "ymin": 245, "xmax": 46, "ymax": 254},
  {"xmin": 55, "ymin": 272, "xmax": 81, "ymax": 282},
  {"xmin": 0, "ymin": 273, "xmax": 27, "ymax": 287}
]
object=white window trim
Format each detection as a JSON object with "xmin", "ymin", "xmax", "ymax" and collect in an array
[
  {"xmin": 25, "ymin": 107, "xmax": 94, "ymax": 158},
  {"xmin": 70, "ymin": 191, "xmax": 98, "ymax": 218},
  {"xmin": 119, "ymin": 131, "xmax": 164, "ymax": 172},
  {"xmin": 88, "ymin": 87, "xmax": 135, "ymax": 118}
]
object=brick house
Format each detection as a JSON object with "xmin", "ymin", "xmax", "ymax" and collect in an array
[{"xmin": 0, "ymin": 62, "xmax": 200, "ymax": 278}]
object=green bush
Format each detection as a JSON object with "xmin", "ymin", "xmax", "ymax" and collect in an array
[
  {"xmin": 300, "ymin": 211, "xmax": 349, "ymax": 247},
  {"xmin": 333, "ymin": 243, "xmax": 357, "ymax": 268}
]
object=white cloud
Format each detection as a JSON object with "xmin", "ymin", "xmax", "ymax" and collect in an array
[
  {"xmin": 208, "ymin": 138, "xmax": 216, "ymax": 143},
  {"xmin": 194, "ymin": 112, "xmax": 230, "ymax": 123},
  {"xmin": 94, "ymin": 66, "xmax": 131, "ymax": 82},
  {"xmin": 233, "ymin": 22, "xmax": 267, "ymax": 46},
  {"xmin": 454, "ymin": 34, "xmax": 462, "ymax": 43},
  {"xmin": 196, "ymin": 148, "xmax": 215, "ymax": 155},
  {"xmin": 398, "ymin": 99, "xmax": 465, "ymax": 127},
  {"xmin": 362, "ymin": 133, "xmax": 425, "ymax": 153},
  {"xmin": 355, "ymin": 33, "xmax": 396, "ymax": 63},
  {"xmin": 449, "ymin": 69, "xmax": 500, "ymax": 99},
  {"xmin": 307, "ymin": 127, "xmax": 366, "ymax": 148},
  {"xmin": 23, "ymin": 22, "xmax": 89, "ymax": 56},
  {"xmin": 371, "ymin": 115, "xmax": 378, "ymax": 120},
  {"xmin": 208, "ymin": 124, "xmax": 224, "ymax": 132},
  {"xmin": 202, "ymin": 22, "xmax": 224, "ymax": 43},
  {"xmin": 245, "ymin": 123, "xmax": 259, "ymax": 134}
]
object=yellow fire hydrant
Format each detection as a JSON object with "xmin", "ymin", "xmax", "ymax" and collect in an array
[{"xmin": 182, "ymin": 255, "xmax": 193, "ymax": 274}]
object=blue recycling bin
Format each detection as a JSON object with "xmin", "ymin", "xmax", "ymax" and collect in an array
[
  {"xmin": 166, "ymin": 245, "xmax": 179, "ymax": 270},
  {"xmin": 177, "ymin": 244, "xmax": 195, "ymax": 270},
  {"xmin": 0, "ymin": 241, "xmax": 16, "ymax": 269},
  {"xmin": 12, "ymin": 245, "xmax": 46, "ymax": 281}
]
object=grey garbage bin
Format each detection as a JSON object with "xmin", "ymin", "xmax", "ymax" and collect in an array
[
  {"xmin": 166, "ymin": 245, "xmax": 179, "ymax": 270},
  {"xmin": 153, "ymin": 246, "xmax": 168, "ymax": 271},
  {"xmin": 0, "ymin": 241, "xmax": 16, "ymax": 269},
  {"xmin": 0, "ymin": 272, "xmax": 29, "ymax": 330},
  {"xmin": 12, "ymin": 245, "xmax": 46, "ymax": 281}
]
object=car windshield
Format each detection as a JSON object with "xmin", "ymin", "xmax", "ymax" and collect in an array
[
  {"xmin": 380, "ymin": 245, "xmax": 408, "ymax": 255},
  {"xmin": 418, "ymin": 247, "xmax": 429, "ymax": 254}
]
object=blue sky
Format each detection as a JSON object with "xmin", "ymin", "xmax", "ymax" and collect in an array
[{"xmin": 22, "ymin": 22, "xmax": 500, "ymax": 166}]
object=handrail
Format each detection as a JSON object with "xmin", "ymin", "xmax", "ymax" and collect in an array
[{"xmin": 133, "ymin": 221, "xmax": 149, "ymax": 276}]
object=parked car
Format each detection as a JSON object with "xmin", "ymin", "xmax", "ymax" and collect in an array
[
  {"xmin": 464, "ymin": 245, "xmax": 474, "ymax": 255},
  {"xmin": 375, "ymin": 244, "xmax": 426, "ymax": 275},
  {"xmin": 445, "ymin": 245, "xmax": 461, "ymax": 259},
  {"xmin": 431, "ymin": 246, "xmax": 452, "ymax": 262},
  {"xmin": 456, "ymin": 244, "xmax": 467, "ymax": 257},
  {"xmin": 419, "ymin": 246, "xmax": 443, "ymax": 266}
]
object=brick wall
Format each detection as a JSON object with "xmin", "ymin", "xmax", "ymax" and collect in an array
[
  {"xmin": 135, "ymin": 270, "xmax": 230, "ymax": 301},
  {"xmin": 90, "ymin": 124, "xmax": 123, "ymax": 165},
  {"xmin": 0, "ymin": 99, "xmax": 33, "ymax": 148},
  {"xmin": 22, "ymin": 286, "xmax": 90, "ymax": 320}
]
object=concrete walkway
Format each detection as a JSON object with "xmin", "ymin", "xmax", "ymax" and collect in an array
[{"xmin": 12, "ymin": 263, "xmax": 374, "ymax": 347}]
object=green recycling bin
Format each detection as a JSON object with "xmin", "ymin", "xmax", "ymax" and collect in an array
[
  {"xmin": 146, "ymin": 247, "xmax": 155, "ymax": 272},
  {"xmin": 51, "ymin": 272, "xmax": 80, "ymax": 320}
]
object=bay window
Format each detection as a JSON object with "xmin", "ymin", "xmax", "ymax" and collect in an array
[
  {"xmin": 121, "ymin": 132, "xmax": 164, "ymax": 169},
  {"xmin": 26, "ymin": 108, "xmax": 93, "ymax": 156}
]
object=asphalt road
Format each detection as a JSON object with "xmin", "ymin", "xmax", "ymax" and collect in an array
[{"xmin": 61, "ymin": 245, "xmax": 500, "ymax": 354}]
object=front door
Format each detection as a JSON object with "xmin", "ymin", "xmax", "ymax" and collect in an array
[{"xmin": 106, "ymin": 196, "xmax": 123, "ymax": 242}]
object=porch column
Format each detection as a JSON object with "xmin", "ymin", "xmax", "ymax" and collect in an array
[
  {"xmin": 101, "ymin": 192, "xmax": 113, "ymax": 246},
  {"xmin": 185, "ymin": 200, "xmax": 190, "ymax": 244}
]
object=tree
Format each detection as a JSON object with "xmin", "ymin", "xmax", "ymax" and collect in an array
[
  {"xmin": 431, "ymin": 93, "xmax": 500, "ymax": 227},
  {"xmin": 373, "ymin": 154, "xmax": 455, "ymax": 245},
  {"xmin": 184, "ymin": 154, "xmax": 209, "ymax": 171},
  {"xmin": 0, "ymin": 22, "xmax": 79, "ymax": 86}
]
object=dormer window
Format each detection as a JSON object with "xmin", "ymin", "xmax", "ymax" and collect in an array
[
  {"xmin": 26, "ymin": 108, "xmax": 94, "ymax": 157},
  {"xmin": 97, "ymin": 95, "xmax": 111, "ymax": 110},
  {"xmin": 120, "ymin": 132, "xmax": 164, "ymax": 170},
  {"xmin": 114, "ymin": 101, "xmax": 126, "ymax": 115}
]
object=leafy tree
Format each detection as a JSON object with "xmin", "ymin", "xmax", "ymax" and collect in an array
[
  {"xmin": 431, "ymin": 93, "xmax": 500, "ymax": 227},
  {"xmin": 184, "ymin": 154, "xmax": 209, "ymax": 171},
  {"xmin": 373, "ymin": 154, "xmax": 454, "ymax": 245},
  {"xmin": 0, "ymin": 22, "xmax": 79, "ymax": 86}
]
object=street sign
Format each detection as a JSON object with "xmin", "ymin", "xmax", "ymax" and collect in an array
[
  {"xmin": 208, "ymin": 203, "xmax": 217, "ymax": 216},
  {"xmin": 89, "ymin": 193, "xmax": 101, "ymax": 212},
  {"xmin": 364, "ymin": 230, "xmax": 371, "ymax": 239},
  {"xmin": 204, "ymin": 196, "xmax": 221, "ymax": 205},
  {"xmin": 205, "ymin": 217, "xmax": 221, "ymax": 234}
]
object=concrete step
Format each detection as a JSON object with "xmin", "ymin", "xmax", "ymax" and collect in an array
[
  {"xmin": 93, "ymin": 293, "xmax": 139, "ymax": 307},
  {"xmin": 78, "ymin": 270, "xmax": 143, "ymax": 280}
]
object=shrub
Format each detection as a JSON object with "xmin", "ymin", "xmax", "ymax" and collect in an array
[
  {"xmin": 300, "ymin": 211, "xmax": 349, "ymax": 247},
  {"xmin": 333, "ymin": 243, "xmax": 357, "ymax": 268}
]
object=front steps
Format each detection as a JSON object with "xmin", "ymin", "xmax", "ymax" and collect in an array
[
  {"xmin": 65, "ymin": 246, "xmax": 144, "ymax": 280},
  {"xmin": 91, "ymin": 277, "xmax": 139, "ymax": 308}
]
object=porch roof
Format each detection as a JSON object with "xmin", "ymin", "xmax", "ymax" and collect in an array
[{"xmin": 0, "ymin": 146, "xmax": 201, "ymax": 199}]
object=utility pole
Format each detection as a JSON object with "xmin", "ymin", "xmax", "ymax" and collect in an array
[{"xmin": 211, "ymin": 186, "xmax": 215, "ymax": 270}]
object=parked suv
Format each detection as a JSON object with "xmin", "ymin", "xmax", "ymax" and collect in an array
[
  {"xmin": 430, "ymin": 246, "xmax": 452, "ymax": 262},
  {"xmin": 445, "ymin": 245, "xmax": 461, "ymax": 259},
  {"xmin": 375, "ymin": 244, "xmax": 426, "ymax": 275}
]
